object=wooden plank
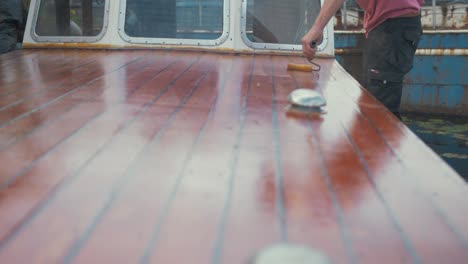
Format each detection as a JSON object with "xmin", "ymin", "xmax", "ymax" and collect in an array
[
  {"xmin": 0, "ymin": 51, "xmax": 98, "ymax": 105},
  {"xmin": 0, "ymin": 52, "xmax": 206, "ymax": 263},
  {"xmin": 0, "ymin": 54, "xmax": 151, "ymax": 179},
  {"xmin": 0, "ymin": 50, "xmax": 36, "ymax": 72},
  {"xmin": 0, "ymin": 53, "xmax": 143, "ymax": 126},
  {"xmin": 216, "ymin": 55, "xmax": 283, "ymax": 264},
  {"xmin": 0, "ymin": 53, "xmax": 64, "ymax": 90},
  {"xmin": 272, "ymin": 56, "xmax": 355, "ymax": 264},
  {"xmin": 284, "ymin": 57, "xmax": 420, "ymax": 263},
  {"xmin": 332, "ymin": 62, "xmax": 468, "ymax": 246},
  {"xmin": 315, "ymin": 59, "xmax": 468, "ymax": 263},
  {"xmin": 0, "ymin": 50, "xmax": 466, "ymax": 264},
  {"xmin": 143, "ymin": 55, "xmax": 276, "ymax": 264},
  {"xmin": 0, "ymin": 52, "xmax": 168, "ymax": 150},
  {"xmin": 66, "ymin": 54, "xmax": 232, "ymax": 264},
  {"xmin": 0, "ymin": 52, "xmax": 194, "ymax": 237}
]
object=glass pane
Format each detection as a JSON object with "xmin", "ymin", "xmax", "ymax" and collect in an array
[
  {"xmin": 245, "ymin": 0, "xmax": 321, "ymax": 45},
  {"xmin": 35, "ymin": 0, "xmax": 106, "ymax": 37},
  {"xmin": 124, "ymin": 0, "xmax": 224, "ymax": 40}
]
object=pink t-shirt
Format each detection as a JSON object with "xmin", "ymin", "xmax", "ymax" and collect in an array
[{"xmin": 355, "ymin": 0, "xmax": 424, "ymax": 33}]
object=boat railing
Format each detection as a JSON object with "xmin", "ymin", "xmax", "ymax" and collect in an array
[{"xmin": 335, "ymin": 0, "xmax": 468, "ymax": 31}]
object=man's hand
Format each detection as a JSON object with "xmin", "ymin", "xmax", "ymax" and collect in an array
[
  {"xmin": 301, "ymin": 0, "xmax": 345, "ymax": 60},
  {"xmin": 301, "ymin": 29, "xmax": 323, "ymax": 60}
]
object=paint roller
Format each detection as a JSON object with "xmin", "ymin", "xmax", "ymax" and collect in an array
[{"xmin": 287, "ymin": 40, "xmax": 321, "ymax": 72}]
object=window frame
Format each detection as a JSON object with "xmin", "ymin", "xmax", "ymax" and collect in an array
[
  {"xmin": 240, "ymin": 0, "xmax": 329, "ymax": 51},
  {"xmin": 118, "ymin": 0, "xmax": 230, "ymax": 46},
  {"xmin": 30, "ymin": 0, "xmax": 110, "ymax": 43}
]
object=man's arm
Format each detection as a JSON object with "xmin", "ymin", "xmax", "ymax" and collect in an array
[{"xmin": 302, "ymin": 0, "xmax": 345, "ymax": 59}]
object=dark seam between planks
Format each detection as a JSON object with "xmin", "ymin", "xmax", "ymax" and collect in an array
[
  {"xmin": 0, "ymin": 57, "xmax": 166, "ymax": 151},
  {"xmin": 0, "ymin": 55, "xmax": 99, "ymax": 100},
  {"xmin": 334, "ymin": 62, "xmax": 466, "ymax": 187},
  {"xmin": 333, "ymin": 70, "xmax": 468, "ymax": 249},
  {"xmin": 0, "ymin": 58, "xmax": 99, "ymax": 108},
  {"xmin": 62, "ymin": 56, "xmax": 216, "ymax": 264},
  {"xmin": 289, "ymin": 58, "xmax": 422, "ymax": 262},
  {"xmin": 370, "ymin": 87, "xmax": 468, "ymax": 188},
  {"xmin": 286, "ymin": 59, "xmax": 358, "ymax": 264},
  {"xmin": 0, "ymin": 57, "xmax": 183, "ymax": 191},
  {"xmin": 0, "ymin": 51, "xmax": 40, "ymax": 71},
  {"xmin": 305, "ymin": 114, "xmax": 359, "ymax": 264},
  {"xmin": 210, "ymin": 56, "xmax": 256, "ymax": 264},
  {"xmin": 0, "ymin": 56, "xmax": 145, "ymax": 129},
  {"xmin": 0, "ymin": 56, "xmax": 178, "ymax": 192},
  {"xmin": 65, "ymin": 56, "xmax": 231, "ymax": 264},
  {"xmin": 330, "ymin": 62, "xmax": 468, "ymax": 191},
  {"xmin": 339, "ymin": 121, "xmax": 423, "ymax": 264},
  {"xmin": 0, "ymin": 54, "xmax": 203, "ymax": 251},
  {"xmin": 137, "ymin": 56, "xmax": 242, "ymax": 264},
  {"xmin": 0, "ymin": 54, "xmax": 100, "ymax": 97},
  {"xmin": 0, "ymin": 54, "xmax": 139, "ymax": 121},
  {"xmin": 0, "ymin": 54, "xmax": 68, "ymax": 93},
  {"xmin": 271, "ymin": 55, "xmax": 288, "ymax": 242},
  {"xmin": 348, "ymin": 103, "xmax": 468, "ymax": 250}
]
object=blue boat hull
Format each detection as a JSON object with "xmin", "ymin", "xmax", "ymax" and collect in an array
[{"xmin": 335, "ymin": 32, "xmax": 468, "ymax": 116}]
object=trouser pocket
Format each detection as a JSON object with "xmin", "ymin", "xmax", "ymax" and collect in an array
[
  {"xmin": 366, "ymin": 17, "xmax": 422, "ymax": 81},
  {"xmin": 364, "ymin": 17, "xmax": 421, "ymax": 113},
  {"xmin": 388, "ymin": 26, "xmax": 422, "ymax": 75}
]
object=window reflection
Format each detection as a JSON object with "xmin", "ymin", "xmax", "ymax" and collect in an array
[
  {"xmin": 245, "ymin": 0, "xmax": 321, "ymax": 45},
  {"xmin": 35, "ymin": 0, "xmax": 106, "ymax": 37},
  {"xmin": 124, "ymin": 0, "xmax": 224, "ymax": 40}
]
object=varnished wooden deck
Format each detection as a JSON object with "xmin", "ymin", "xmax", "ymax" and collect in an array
[{"xmin": 0, "ymin": 49, "xmax": 467, "ymax": 264}]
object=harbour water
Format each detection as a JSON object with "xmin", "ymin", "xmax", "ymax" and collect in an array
[{"xmin": 402, "ymin": 113, "xmax": 468, "ymax": 181}]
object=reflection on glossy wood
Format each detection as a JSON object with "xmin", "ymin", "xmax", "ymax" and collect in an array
[{"xmin": 0, "ymin": 49, "xmax": 467, "ymax": 264}]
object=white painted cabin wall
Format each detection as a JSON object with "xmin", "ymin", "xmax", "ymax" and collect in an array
[{"xmin": 23, "ymin": 0, "xmax": 335, "ymax": 56}]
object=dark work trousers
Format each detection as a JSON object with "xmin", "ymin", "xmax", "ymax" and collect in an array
[{"xmin": 364, "ymin": 15, "xmax": 422, "ymax": 119}]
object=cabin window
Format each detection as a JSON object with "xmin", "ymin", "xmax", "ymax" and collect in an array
[
  {"xmin": 33, "ymin": 0, "xmax": 109, "ymax": 42},
  {"xmin": 242, "ymin": 0, "xmax": 323, "ymax": 50},
  {"xmin": 120, "ymin": 0, "xmax": 228, "ymax": 45}
]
